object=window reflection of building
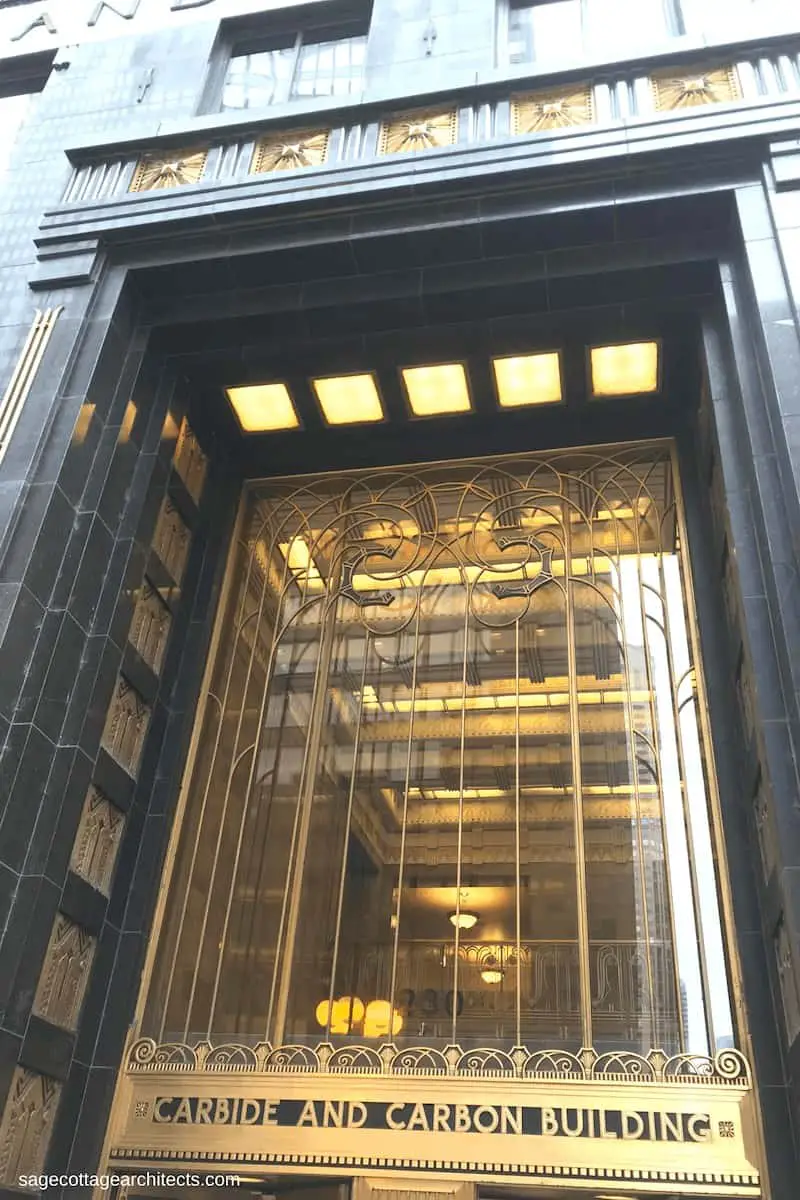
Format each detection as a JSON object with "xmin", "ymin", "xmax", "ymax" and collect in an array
[{"xmin": 145, "ymin": 444, "xmax": 735, "ymax": 1063}]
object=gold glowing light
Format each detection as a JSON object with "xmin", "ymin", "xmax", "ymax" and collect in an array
[
  {"xmin": 225, "ymin": 383, "xmax": 299, "ymax": 432},
  {"xmin": 312, "ymin": 374, "xmax": 385, "ymax": 425},
  {"xmin": 493, "ymin": 352, "xmax": 562, "ymax": 407},
  {"xmin": 589, "ymin": 342, "xmax": 660, "ymax": 398},
  {"xmin": 363, "ymin": 999, "xmax": 403, "ymax": 1038},
  {"xmin": 315, "ymin": 996, "xmax": 365, "ymax": 1033},
  {"xmin": 402, "ymin": 363, "xmax": 471, "ymax": 416}
]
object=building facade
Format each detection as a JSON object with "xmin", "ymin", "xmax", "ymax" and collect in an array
[{"xmin": 0, "ymin": 0, "xmax": 800, "ymax": 1197}]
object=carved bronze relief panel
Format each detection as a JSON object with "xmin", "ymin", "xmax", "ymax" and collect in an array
[
  {"xmin": 32, "ymin": 915, "xmax": 96, "ymax": 1032},
  {"xmin": 70, "ymin": 785, "xmax": 125, "ymax": 896}
]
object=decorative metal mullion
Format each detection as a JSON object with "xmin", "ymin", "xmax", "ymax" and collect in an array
[
  {"xmin": 610, "ymin": 539, "xmax": 658, "ymax": 1044},
  {"xmin": 271, "ymin": 582, "xmax": 342, "ymax": 1046},
  {"xmin": 514, "ymin": 616, "xmax": 522, "ymax": 1048},
  {"xmin": 655, "ymin": 540, "xmax": 717, "ymax": 1055},
  {"xmin": 634, "ymin": 543, "xmax": 688, "ymax": 1053},
  {"xmin": 183, "ymin": 526, "xmax": 280, "ymax": 1043},
  {"xmin": 233, "ymin": 676, "xmax": 291, "ymax": 1035},
  {"xmin": 388, "ymin": 599, "xmax": 423, "ymax": 1029},
  {"xmin": 563, "ymin": 513, "xmax": 593, "ymax": 1049},
  {"xmin": 451, "ymin": 585, "xmax": 472, "ymax": 1046},
  {"xmin": 205, "ymin": 565, "xmax": 292, "ymax": 1038},
  {"xmin": 325, "ymin": 633, "xmax": 372, "ymax": 1038},
  {"xmin": 160, "ymin": 507, "xmax": 262, "ymax": 1044}
]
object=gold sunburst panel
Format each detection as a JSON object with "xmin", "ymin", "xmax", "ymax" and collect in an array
[
  {"xmin": 251, "ymin": 129, "xmax": 330, "ymax": 174},
  {"xmin": 512, "ymin": 86, "xmax": 594, "ymax": 135},
  {"xmin": 651, "ymin": 65, "xmax": 741, "ymax": 111},
  {"xmin": 379, "ymin": 107, "xmax": 458, "ymax": 155},
  {"xmin": 129, "ymin": 147, "xmax": 208, "ymax": 192}
]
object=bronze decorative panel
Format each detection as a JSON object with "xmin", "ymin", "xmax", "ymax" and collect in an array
[
  {"xmin": 0, "ymin": 1069, "xmax": 61, "ymax": 1184},
  {"xmin": 251, "ymin": 129, "xmax": 330, "ymax": 173},
  {"xmin": 379, "ymin": 107, "xmax": 458, "ymax": 155},
  {"xmin": 512, "ymin": 86, "xmax": 594, "ymax": 135},
  {"xmin": 129, "ymin": 580, "xmax": 172, "ymax": 675},
  {"xmin": 173, "ymin": 417, "xmax": 208, "ymax": 504},
  {"xmin": 129, "ymin": 147, "xmax": 208, "ymax": 191},
  {"xmin": 101, "ymin": 677, "xmax": 151, "ymax": 777},
  {"xmin": 152, "ymin": 497, "xmax": 191, "ymax": 583},
  {"xmin": 32, "ymin": 915, "xmax": 96, "ymax": 1031},
  {"xmin": 651, "ymin": 65, "xmax": 741, "ymax": 110},
  {"xmin": 70, "ymin": 785, "xmax": 125, "ymax": 896}
]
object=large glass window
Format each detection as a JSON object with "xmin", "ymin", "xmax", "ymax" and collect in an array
[
  {"xmin": 504, "ymin": 0, "xmax": 682, "ymax": 64},
  {"xmin": 146, "ymin": 444, "xmax": 734, "ymax": 1061},
  {"xmin": 220, "ymin": 29, "xmax": 366, "ymax": 110}
]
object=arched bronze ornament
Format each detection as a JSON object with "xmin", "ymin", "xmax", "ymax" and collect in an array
[
  {"xmin": 251, "ymin": 129, "xmax": 330, "ymax": 173},
  {"xmin": 651, "ymin": 65, "xmax": 741, "ymax": 111},
  {"xmin": 379, "ymin": 106, "xmax": 458, "ymax": 155},
  {"xmin": 512, "ymin": 85, "xmax": 594, "ymax": 135},
  {"xmin": 129, "ymin": 147, "xmax": 208, "ymax": 191}
]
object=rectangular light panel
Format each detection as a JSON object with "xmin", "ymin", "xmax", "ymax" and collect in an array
[
  {"xmin": 590, "ymin": 341, "xmax": 659, "ymax": 397},
  {"xmin": 402, "ymin": 363, "xmax": 471, "ymax": 416},
  {"xmin": 493, "ymin": 352, "xmax": 562, "ymax": 407},
  {"xmin": 225, "ymin": 383, "xmax": 299, "ymax": 432},
  {"xmin": 313, "ymin": 373, "xmax": 384, "ymax": 425}
]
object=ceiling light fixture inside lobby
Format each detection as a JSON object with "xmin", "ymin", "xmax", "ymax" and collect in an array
[
  {"xmin": 493, "ymin": 352, "xmax": 563, "ymax": 407},
  {"xmin": 402, "ymin": 363, "xmax": 471, "ymax": 416},
  {"xmin": 312, "ymin": 373, "xmax": 385, "ymax": 424},
  {"xmin": 225, "ymin": 383, "xmax": 299, "ymax": 431},
  {"xmin": 448, "ymin": 910, "xmax": 480, "ymax": 930},
  {"xmin": 589, "ymin": 341, "xmax": 660, "ymax": 397}
]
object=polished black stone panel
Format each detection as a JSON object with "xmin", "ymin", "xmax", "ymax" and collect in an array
[{"xmin": 19, "ymin": 1016, "xmax": 74, "ymax": 1084}]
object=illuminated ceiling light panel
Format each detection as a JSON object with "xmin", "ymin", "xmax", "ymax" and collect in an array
[
  {"xmin": 493, "ymin": 352, "xmax": 562, "ymax": 407},
  {"xmin": 279, "ymin": 537, "xmax": 323, "ymax": 588},
  {"xmin": 312, "ymin": 374, "xmax": 385, "ymax": 425},
  {"xmin": 225, "ymin": 383, "xmax": 299, "ymax": 432},
  {"xmin": 402, "ymin": 363, "xmax": 471, "ymax": 416},
  {"xmin": 590, "ymin": 342, "xmax": 660, "ymax": 397}
]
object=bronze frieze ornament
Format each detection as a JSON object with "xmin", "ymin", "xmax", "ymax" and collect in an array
[
  {"xmin": 129, "ymin": 146, "xmax": 208, "ymax": 191},
  {"xmin": 651, "ymin": 65, "xmax": 741, "ymax": 111}
]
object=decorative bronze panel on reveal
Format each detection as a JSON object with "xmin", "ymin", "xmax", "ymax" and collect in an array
[
  {"xmin": 70, "ymin": 785, "xmax": 125, "ymax": 896},
  {"xmin": 152, "ymin": 497, "xmax": 191, "ymax": 584},
  {"xmin": 129, "ymin": 580, "xmax": 172, "ymax": 675},
  {"xmin": 512, "ymin": 85, "xmax": 594, "ymax": 135},
  {"xmin": 101, "ymin": 677, "xmax": 151, "ymax": 777},
  {"xmin": 379, "ymin": 107, "xmax": 458, "ymax": 155},
  {"xmin": 651, "ymin": 65, "xmax": 741, "ymax": 110},
  {"xmin": 173, "ymin": 417, "xmax": 208, "ymax": 504},
  {"xmin": 251, "ymin": 129, "xmax": 330, "ymax": 173},
  {"xmin": 32, "ymin": 914, "xmax": 96, "ymax": 1032},
  {"xmin": 129, "ymin": 147, "xmax": 208, "ymax": 191},
  {"xmin": 0, "ymin": 1068, "xmax": 62, "ymax": 1183}
]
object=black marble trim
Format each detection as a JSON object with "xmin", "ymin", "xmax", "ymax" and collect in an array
[
  {"xmin": 19, "ymin": 1016, "xmax": 74, "ymax": 1084},
  {"xmin": 60, "ymin": 872, "xmax": 106, "ymax": 939},
  {"xmin": 92, "ymin": 748, "xmax": 135, "ymax": 814},
  {"xmin": 121, "ymin": 645, "xmax": 159, "ymax": 708}
]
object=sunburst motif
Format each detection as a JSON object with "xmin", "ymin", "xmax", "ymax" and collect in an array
[
  {"xmin": 512, "ymin": 86, "xmax": 594, "ymax": 135},
  {"xmin": 252, "ymin": 130, "xmax": 330, "ymax": 174},
  {"xmin": 129, "ymin": 148, "xmax": 208, "ymax": 192},
  {"xmin": 379, "ymin": 107, "xmax": 458, "ymax": 155},
  {"xmin": 651, "ymin": 65, "xmax": 741, "ymax": 111}
]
